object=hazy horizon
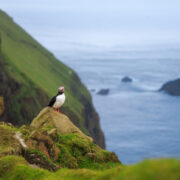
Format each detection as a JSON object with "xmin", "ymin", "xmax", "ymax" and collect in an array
[{"xmin": 1, "ymin": 0, "xmax": 180, "ymax": 53}]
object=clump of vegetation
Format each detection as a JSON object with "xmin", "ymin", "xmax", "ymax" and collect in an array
[
  {"xmin": 0, "ymin": 124, "xmax": 21, "ymax": 158},
  {"xmin": 55, "ymin": 133, "xmax": 119, "ymax": 169},
  {"xmin": 0, "ymin": 156, "xmax": 49, "ymax": 180},
  {"xmin": 0, "ymin": 122, "xmax": 119, "ymax": 171},
  {"xmin": 0, "ymin": 156, "xmax": 179, "ymax": 180}
]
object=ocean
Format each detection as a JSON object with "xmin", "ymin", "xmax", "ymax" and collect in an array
[{"xmin": 56, "ymin": 50, "xmax": 180, "ymax": 164}]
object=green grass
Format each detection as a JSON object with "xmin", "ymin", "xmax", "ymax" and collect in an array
[
  {"xmin": 55, "ymin": 133, "xmax": 119, "ymax": 169},
  {"xmin": 0, "ymin": 156, "xmax": 49, "ymax": 180},
  {"xmin": 0, "ymin": 156, "xmax": 179, "ymax": 180}
]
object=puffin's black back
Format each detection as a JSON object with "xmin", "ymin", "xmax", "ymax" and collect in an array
[{"xmin": 48, "ymin": 96, "xmax": 56, "ymax": 107}]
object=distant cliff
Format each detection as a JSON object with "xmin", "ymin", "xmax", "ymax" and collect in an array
[{"xmin": 0, "ymin": 10, "xmax": 105, "ymax": 148}]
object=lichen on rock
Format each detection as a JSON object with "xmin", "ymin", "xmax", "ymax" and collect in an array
[{"xmin": 30, "ymin": 107, "xmax": 93, "ymax": 142}]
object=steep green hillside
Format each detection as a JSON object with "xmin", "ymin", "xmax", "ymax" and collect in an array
[{"xmin": 0, "ymin": 10, "xmax": 105, "ymax": 148}]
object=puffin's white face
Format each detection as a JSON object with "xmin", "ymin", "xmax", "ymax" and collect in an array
[{"xmin": 58, "ymin": 86, "xmax": 65, "ymax": 93}]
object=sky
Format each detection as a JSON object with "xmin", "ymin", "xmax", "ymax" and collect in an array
[{"xmin": 1, "ymin": 0, "xmax": 180, "ymax": 50}]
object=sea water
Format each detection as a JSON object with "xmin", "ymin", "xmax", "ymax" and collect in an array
[{"xmin": 55, "ymin": 50, "xmax": 180, "ymax": 164}]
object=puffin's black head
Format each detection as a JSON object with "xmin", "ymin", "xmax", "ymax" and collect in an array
[{"xmin": 58, "ymin": 86, "xmax": 65, "ymax": 94}]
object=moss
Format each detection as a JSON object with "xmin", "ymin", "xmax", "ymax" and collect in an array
[
  {"xmin": 19, "ymin": 125, "xmax": 30, "ymax": 140},
  {"xmin": 0, "ymin": 156, "xmax": 27, "ymax": 177},
  {"xmin": 0, "ymin": 125, "xmax": 22, "ymax": 157},
  {"xmin": 0, "ymin": 156, "xmax": 49, "ymax": 180},
  {"xmin": 25, "ymin": 149, "xmax": 53, "ymax": 163},
  {"xmin": 55, "ymin": 133, "xmax": 119, "ymax": 169},
  {"xmin": 24, "ymin": 149, "xmax": 58, "ymax": 171},
  {"xmin": 6, "ymin": 164, "xmax": 48, "ymax": 180},
  {"xmin": 56, "ymin": 144, "xmax": 78, "ymax": 168},
  {"xmin": 102, "ymin": 150, "xmax": 120, "ymax": 163}
]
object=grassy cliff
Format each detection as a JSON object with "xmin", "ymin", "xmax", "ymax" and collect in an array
[{"xmin": 0, "ymin": 10, "xmax": 105, "ymax": 148}]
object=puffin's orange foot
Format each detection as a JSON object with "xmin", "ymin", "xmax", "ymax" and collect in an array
[{"xmin": 58, "ymin": 109, "xmax": 62, "ymax": 114}]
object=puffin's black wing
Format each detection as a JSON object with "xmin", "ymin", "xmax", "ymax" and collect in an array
[{"xmin": 48, "ymin": 96, "xmax": 56, "ymax": 107}]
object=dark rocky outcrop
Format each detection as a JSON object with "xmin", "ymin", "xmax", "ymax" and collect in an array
[
  {"xmin": 159, "ymin": 79, "xmax": 180, "ymax": 96},
  {"xmin": 121, "ymin": 76, "xmax": 132, "ymax": 83},
  {"xmin": 97, "ymin": 89, "xmax": 110, "ymax": 95}
]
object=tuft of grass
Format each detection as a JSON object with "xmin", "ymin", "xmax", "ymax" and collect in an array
[
  {"xmin": 0, "ymin": 156, "xmax": 49, "ymax": 180},
  {"xmin": 0, "ymin": 125, "xmax": 21, "ymax": 158}
]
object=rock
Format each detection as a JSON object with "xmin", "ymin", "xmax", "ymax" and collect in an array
[
  {"xmin": 25, "ymin": 149, "xmax": 58, "ymax": 171},
  {"xmin": 47, "ymin": 128, "xmax": 58, "ymax": 141},
  {"xmin": 30, "ymin": 107, "xmax": 93, "ymax": 142},
  {"xmin": 103, "ymin": 151, "xmax": 120, "ymax": 163},
  {"xmin": 7, "ymin": 123, "xmax": 13, "ymax": 127},
  {"xmin": 97, "ymin": 89, "xmax": 110, "ymax": 95},
  {"xmin": 121, "ymin": 76, "xmax": 132, "ymax": 83},
  {"xmin": 14, "ymin": 132, "xmax": 28, "ymax": 149},
  {"xmin": 159, "ymin": 79, "xmax": 180, "ymax": 95},
  {"xmin": 27, "ymin": 130, "xmax": 60, "ymax": 161}
]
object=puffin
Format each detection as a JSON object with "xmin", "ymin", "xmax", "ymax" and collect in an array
[{"xmin": 48, "ymin": 86, "xmax": 66, "ymax": 113}]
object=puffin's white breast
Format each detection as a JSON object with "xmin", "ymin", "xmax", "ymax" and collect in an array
[{"xmin": 53, "ymin": 93, "xmax": 65, "ymax": 108}]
